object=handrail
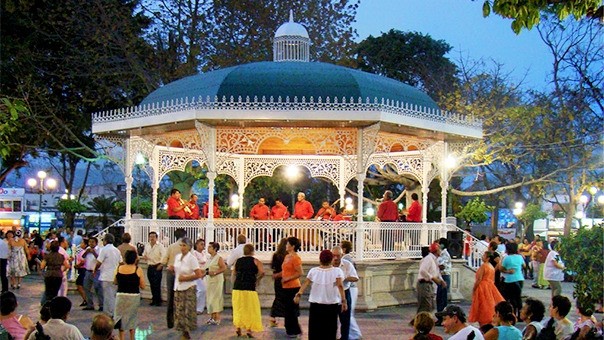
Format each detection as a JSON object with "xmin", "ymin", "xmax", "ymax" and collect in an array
[
  {"xmin": 93, "ymin": 218, "xmax": 125, "ymax": 238},
  {"xmin": 446, "ymin": 224, "xmax": 484, "ymax": 271}
]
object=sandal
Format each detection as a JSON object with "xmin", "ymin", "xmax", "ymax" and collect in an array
[
  {"xmin": 269, "ymin": 319, "xmax": 278, "ymax": 327},
  {"xmin": 236, "ymin": 328, "xmax": 242, "ymax": 337},
  {"xmin": 246, "ymin": 333, "xmax": 254, "ymax": 338}
]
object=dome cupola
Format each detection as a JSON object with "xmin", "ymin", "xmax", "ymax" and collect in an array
[{"xmin": 273, "ymin": 10, "xmax": 310, "ymax": 62}]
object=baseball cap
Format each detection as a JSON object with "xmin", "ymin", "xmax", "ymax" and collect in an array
[
  {"xmin": 435, "ymin": 305, "xmax": 466, "ymax": 322},
  {"xmin": 429, "ymin": 242, "xmax": 440, "ymax": 253}
]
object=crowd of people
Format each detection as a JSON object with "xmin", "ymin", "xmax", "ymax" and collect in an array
[{"xmin": 1, "ymin": 223, "xmax": 603, "ymax": 340}]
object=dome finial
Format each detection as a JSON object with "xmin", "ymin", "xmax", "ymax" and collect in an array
[{"xmin": 273, "ymin": 11, "xmax": 311, "ymax": 62}]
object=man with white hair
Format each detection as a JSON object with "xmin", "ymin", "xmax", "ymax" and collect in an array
[
  {"xmin": 332, "ymin": 246, "xmax": 358, "ymax": 340},
  {"xmin": 293, "ymin": 192, "xmax": 314, "ymax": 220}
]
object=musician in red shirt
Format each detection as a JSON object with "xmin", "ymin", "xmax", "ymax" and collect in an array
[
  {"xmin": 185, "ymin": 194, "xmax": 200, "ymax": 219},
  {"xmin": 250, "ymin": 197, "xmax": 270, "ymax": 220},
  {"xmin": 202, "ymin": 199, "xmax": 221, "ymax": 218},
  {"xmin": 315, "ymin": 201, "xmax": 336, "ymax": 220},
  {"xmin": 404, "ymin": 193, "xmax": 422, "ymax": 222},
  {"xmin": 293, "ymin": 192, "xmax": 314, "ymax": 220},
  {"xmin": 167, "ymin": 189, "xmax": 186, "ymax": 219},
  {"xmin": 377, "ymin": 190, "xmax": 398, "ymax": 222},
  {"xmin": 377, "ymin": 190, "xmax": 398, "ymax": 252},
  {"xmin": 271, "ymin": 199, "xmax": 290, "ymax": 220}
]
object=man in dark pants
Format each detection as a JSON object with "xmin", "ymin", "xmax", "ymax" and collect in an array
[
  {"xmin": 160, "ymin": 228, "xmax": 186, "ymax": 328},
  {"xmin": 0, "ymin": 232, "xmax": 8, "ymax": 292},
  {"xmin": 142, "ymin": 231, "xmax": 165, "ymax": 306},
  {"xmin": 332, "ymin": 246, "xmax": 359, "ymax": 340},
  {"xmin": 436, "ymin": 238, "xmax": 452, "ymax": 326}
]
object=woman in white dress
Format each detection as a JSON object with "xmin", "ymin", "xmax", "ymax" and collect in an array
[{"xmin": 192, "ymin": 239, "xmax": 207, "ymax": 315}]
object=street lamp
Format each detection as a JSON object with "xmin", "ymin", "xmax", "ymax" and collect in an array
[
  {"xmin": 513, "ymin": 201, "xmax": 524, "ymax": 216},
  {"xmin": 27, "ymin": 171, "xmax": 57, "ymax": 229}
]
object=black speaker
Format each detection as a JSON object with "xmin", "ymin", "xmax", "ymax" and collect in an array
[{"xmin": 447, "ymin": 231, "xmax": 464, "ymax": 259}]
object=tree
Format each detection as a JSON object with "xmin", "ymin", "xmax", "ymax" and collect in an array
[
  {"xmin": 88, "ymin": 195, "xmax": 117, "ymax": 228},
  {"xmin": 517, "ymin": 203, "xmax": 547, "ymax": 240},
  {"xmin": 144, "ymin": 0, "xmax": 360, "ymax": 77},
  {"xmin": 0, "ymin": 98, "xmax": 41, "ymax": 186},
  {"xmin": 57, "ymin": 199, "xmax": 87, "ymax": 229},
  {"xmin": 1, "ymin": 0, "xmax": 156, "ymax": 184},
  {"xmin": 479, "ymin": 0, "xmax": 602, "ymax": 34},
  {"xmin": 456, "ymin": 197, "xmax": 492, "ymax": 228},
  {"xmin": 559, "ymin": 225, "xmax": 603, "ymax": 313},
  {"xmin": 355, "ymin": 29, "xmax": 458, "ymax": 102}
]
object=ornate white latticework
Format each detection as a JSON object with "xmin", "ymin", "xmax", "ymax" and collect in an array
[
  {"xmin": 367, "ymin": 153, "xmax": 424, "ymax": 182},
  {"xmin": 425, "ymin": 142, "xmax": 446, "ymax": 183},
  {"xmin": 359, "ymin": 123, "xmax": 381, "ymax": 169},
  {"xmin": 216, "ymin": 127, "xmax": 357, "ymax": 155},
  {"xmin": 92, "ymin": 96, "xmax": 483, "ymax": 132},
  {"xmin": 374, "ymin": 132, "xmax": 436, "ymax": 153},
  {"xmin": 143, "ymin": 129, "xmax": 202, "ymax": 150},
  {"xmin": 129, "ymin": 137, "xmax": 157, "ymax": 179},
  {"xmin": 158, "ymin": 148, "xmax": 207, "ymax": 179},
  {"xmin": 95, "ymin": 134, "xmax": 126, "ymax": 174},
  {"xmin": 243, "ymin": 156, "xmax": 341, "ymax": 189},
  {"xmin": 215, "ymin": 154, "xmax": 241, "ymax": 183}
]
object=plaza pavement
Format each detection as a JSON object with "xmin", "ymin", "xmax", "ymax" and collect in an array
[{"xmin": 14, "ymin": 274, "xmax": 577, "ymax": 339}]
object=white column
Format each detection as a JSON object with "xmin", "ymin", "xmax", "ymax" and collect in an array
[
  {"xmin": 206, "ymin": 171, "xmax": 216, "ymax": 243},
  {"xmin": 238, "ymin": 187, "xmax": 245, "ymax": 219},
  {"xmin": 355, "ymin": 173, "xmax": 366, "ymax": 261}
]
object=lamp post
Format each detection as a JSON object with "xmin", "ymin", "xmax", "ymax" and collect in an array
[
  {"xmin": 513, "ymin": 201, "xmax": 524, "ymax": 237},
  {"xmin": 27, "ymin": 171, "xmax": 57, "ymax": 230}
]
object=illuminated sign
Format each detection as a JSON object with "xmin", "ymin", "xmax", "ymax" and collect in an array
[{"xmin": 0, "ymin": 188, "xmax": 25, "ymax": 196}]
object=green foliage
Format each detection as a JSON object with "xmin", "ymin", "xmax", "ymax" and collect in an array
[
  {"xmin": 559, "ymin": 225, "xmax": 604, "ymax": 311},
  {"xmin": 57, "ymin": 199, "xmax": 87, "ymax": 228},
  {"xmin": 0, "ymin": 97, "xmax": 39, "ymax": 185},
  {"xmin": 480, "ymin": 0, "xmax": 602, "ymax": 34},
  {"xmin": 355, "ymin": 29, "xmax": 458, "ymax": 102},
  {"xmin": 519, "ymin": 202, "xmax": 548, "ymax": 239},
  {"xmin": 456, "ymin": 197, "xmax": 493, "ymax": 227},
  {"xmin": 1, "ymin": 0, "xmax": 156, "ymax": 182},
  {"xmin": 88, "ymin": 195, "xmax": 117, "ymax": 228}
]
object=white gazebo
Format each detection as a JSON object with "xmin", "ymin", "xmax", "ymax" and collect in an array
[{"xmin": 92, "ymin": 13, "xmax": 481, "ymax": 261}]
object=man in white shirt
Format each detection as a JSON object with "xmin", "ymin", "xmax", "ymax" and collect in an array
[
  {"xmin": 142, "ymin": 231, "xmax": 165, "ymax": 306},
  {"xmin": 160, "ymin": 228, "xmax": 186, "ymax": 329},
  {"xmin": 83, "ymin": 237, "xmax": 103, "ymax": 311},
  {"xmin": 437, "ymin": 304, "xmax": 484, "ymax": 340},
  {"xmin": 28, "ymin": 296, "xmax": 84, "ymax": 340},
  {"xmin": 0, "ymin": 233, "xmax": 8, "ymax": 293},
  {"xmin": 332, "ymin": 246, "xmax": 359, "ymax": 340},
  {"xmin": 417, "ymin": 242, "xmax": 446, "ymax": 314},
  {"xmin": 226, "ymin": 234, "xmax": 247, "ymax": 269},
  {"xmin": 95, "ymin": 233, "xmax": 122, "ymax": 316}
]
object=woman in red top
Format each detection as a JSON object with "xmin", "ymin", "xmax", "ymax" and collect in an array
[{"xmin": 281, "ymin": 237, "xmax": 303, "ymax": 338}]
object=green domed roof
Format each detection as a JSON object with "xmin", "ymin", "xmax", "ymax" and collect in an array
[{"xmin": 140, "ymin": 61, "xmax": 439, "ymax": 110}]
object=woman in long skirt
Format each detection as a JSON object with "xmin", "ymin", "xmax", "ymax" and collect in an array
[
  {"xmin": 232, "ymin": 244, "xmax": 264, "ymax": 338},
  {"xmin": 113, "ymin": 250, "xmax": 145, "ymax": 340},
  {"xmin": 6, "ymin": 231, "xmax": 29, "ymax": 289},
  {"xmin": 170, "ymin": 237, "xmax": 202, "ymax": 340},
  {"xmin": 269, "ymin": 238, "xmax": 288, "ymax": 327},
  {"xmin": 468, "ymin": 251, "xmax": 505, "ymax": 327},
  {"xmin": 203, "ymin": 242, "xmax": 226, "ymax": 325}
]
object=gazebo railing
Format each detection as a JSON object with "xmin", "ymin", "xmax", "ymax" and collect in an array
[{"xmin": 124, "ymin": 219, "xmax": 462, "ymax": 261}]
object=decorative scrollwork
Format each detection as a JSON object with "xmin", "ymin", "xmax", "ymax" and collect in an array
[{"xmin": 243, "ymin": 157, "xmax": 341, "ymax": 190}]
